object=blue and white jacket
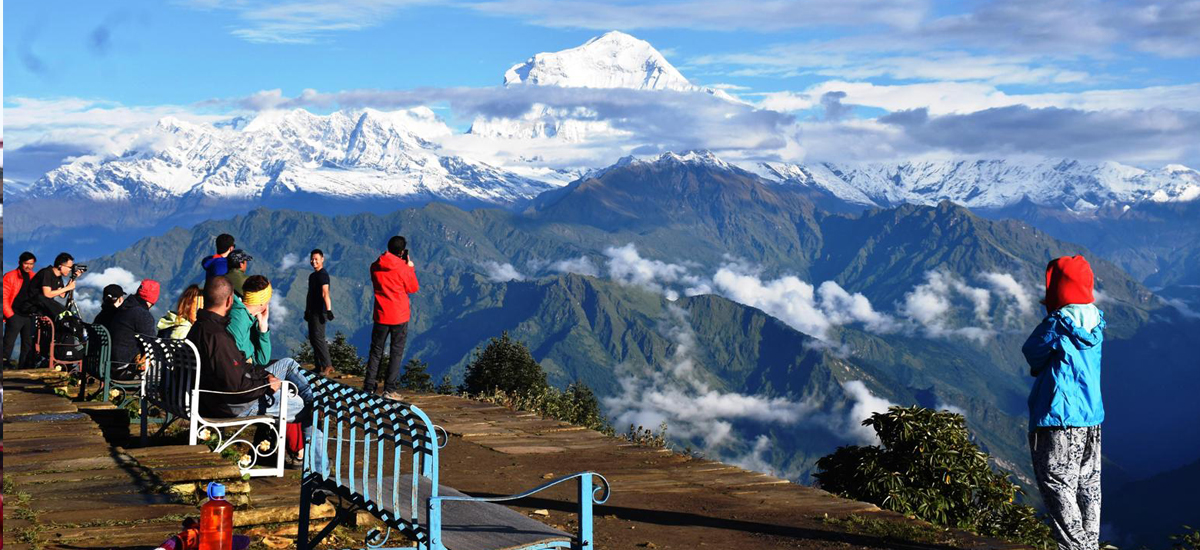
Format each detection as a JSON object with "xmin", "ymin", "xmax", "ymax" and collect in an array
[{"xmin": 1023, "ymin": 303, "xmax": 1106, "ymax": 430}]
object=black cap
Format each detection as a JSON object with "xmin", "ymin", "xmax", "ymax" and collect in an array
[
  {"xmin": 229, "ymin": 249, "xmax": 253, "ymax": 264},
  {"xmin": 102, "ymin": 284, "xmax": 126, "ymax": 301}
]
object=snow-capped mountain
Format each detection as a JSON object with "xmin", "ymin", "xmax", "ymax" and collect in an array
[
  {"xmin": 469, "ymin": 31, "xmax": 734, "ymax": 141},
  {"xmin": 754, "ymin": 159, "xmax": 1200, "ymax": 210},
  {"xmin": 503, "ymin": 31, "xmax": 700, "ymax": 92},
  {"xmin": 21, "ymin": 107, "xmax": 555, "ymax": 205}
]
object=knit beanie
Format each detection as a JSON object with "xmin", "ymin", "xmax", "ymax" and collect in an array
[
  {"xmin": 1044, "ymin": 255, "xmax": 1094, "ymax": 312},
  {"xmin": 137, "ymin": 280, "xmax": 161, "ymax": 305}
]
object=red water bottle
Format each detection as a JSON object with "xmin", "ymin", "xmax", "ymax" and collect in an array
[{"xmin": 199, "ymin": 482, "xmax": 234, "ymax": 550}]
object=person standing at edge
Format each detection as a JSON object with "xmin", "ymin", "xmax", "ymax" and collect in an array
[
  {"xmin": 304, "ymin": 249, "xmax": 335, "ymax": 377},
  {"xmin": 202, "ymin": 234, "xmax": 236, "ymax": 284},
  {"xmin": 364, "ymin": 236, "xmax": 419, "ymax": 399},
  {"xmin": 1022, "ymin": 255, "xmax": 1106, "ymax": 550},
  {"xmin": 3, "ymin": 252, "xmax": 38, "ymax": 369}
]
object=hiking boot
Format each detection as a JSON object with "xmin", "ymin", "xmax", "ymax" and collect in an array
[
  {"xmin": 318, "ymin": 365, "xmax": 336, "ymax": 378},
  {"xmin": 382, "ymin": 390, "xmax": 405, "ymax": 401},
  {"xmin": 285, "ymin": 450, "xmax": 304, "ymax": 469}
]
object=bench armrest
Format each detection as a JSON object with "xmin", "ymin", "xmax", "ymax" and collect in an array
[
  {"xmin": 431, "ymin": 471, "xmax": 610, "ymax": 505},
  {"xmin": 196, "ymin": 381, "xmax": 295, "ymax": 397}
]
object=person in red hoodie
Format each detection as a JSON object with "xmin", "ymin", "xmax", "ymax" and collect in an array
[
  {"xmin": 364, "ymin": 236, "xmax": 419, "ymax": 398},
  {"xmin": 3, "ymin": 252, "xmax": 38, "ymax": 369}
]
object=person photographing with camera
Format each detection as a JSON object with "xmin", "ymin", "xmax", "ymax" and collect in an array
[
  {"xmin": 364, "ymin": 236, "xmax": 419, "ymax": 399},
  {"xmin": 27, "ymin": 253, "xmax": 84, "ymax": 318}
]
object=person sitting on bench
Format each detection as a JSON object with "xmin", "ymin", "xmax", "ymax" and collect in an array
[{"xmin": 192, "ymin": 277, "xmax": 324, "ymax": 469}]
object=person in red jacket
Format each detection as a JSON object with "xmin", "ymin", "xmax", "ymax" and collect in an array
[
  {"xmin": 364, "ymin": 236, "xmax": 419, "ymax": 398},
  {"xmin": 3, "ymin": 252, "xmax": 37, "ymax": 369}
]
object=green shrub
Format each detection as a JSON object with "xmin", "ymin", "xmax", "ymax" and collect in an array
[
  {"xmin": 461, "ymin": 332, "xmax": 547, "ymax": 395},
  {"xmin": 435, "ymin": 374, "xmax": 455, "ymax": 395},
  {"xmin": 1174, "ymin": 525, "xmax": 1200, "ymax": 550},
  {"xmin": 399, "ymin": 359, "xmax": 435, "ymax": 393},
  {"xmin": 814, "ymin": 406, "xmax": 1053, "ymax": 549},
  {"xmin": 293, "ymin": 332, "xmax": 366, "ymax": 375}
]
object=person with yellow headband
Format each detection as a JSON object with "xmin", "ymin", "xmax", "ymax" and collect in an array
[{"xmin": 227, "ymin": 275, "xmax": 317, "ymax": 467}]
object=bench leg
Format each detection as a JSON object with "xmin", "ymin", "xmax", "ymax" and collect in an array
[
  {"xmin": 140, "ymin": 395, "xmax": 149, "ymax": 447},
  {"xmin": 298, "ymin": 477, "xmax": 313, "ymax": 550},
  {"xmin": 429, "ymin": 499, "xmax": 444, "ymax": 550},
  {"xmin": 577, "ymin": 473, "xmax": 593, "ymax": 549}
]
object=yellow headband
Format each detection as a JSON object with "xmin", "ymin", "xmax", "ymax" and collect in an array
[{"xmin": 243, "ymin": 285, "xmax": 272, "ymax": 307}]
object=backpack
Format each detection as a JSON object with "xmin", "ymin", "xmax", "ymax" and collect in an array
[{"xmin": 54, "ymin": 313, "xmax": 88, "ymax": 362}]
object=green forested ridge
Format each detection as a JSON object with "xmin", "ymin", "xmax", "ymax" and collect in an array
[{"xmin": 81, "ymin": 158, "xmax": 1198, "ymax": 491}]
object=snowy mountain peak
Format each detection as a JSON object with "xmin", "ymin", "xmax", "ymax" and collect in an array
[
  {"xmin": 503, "ymin": 30, "xmax": 696, "ymax": 92},
  {"xmin": 755, "ymin": 158, "xmax": 1200, "ymax": 209}
]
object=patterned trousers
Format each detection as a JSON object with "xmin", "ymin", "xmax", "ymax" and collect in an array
[{"xmin": 1030, "ymin": 425, "xmax": 1102, "ymax": 550}]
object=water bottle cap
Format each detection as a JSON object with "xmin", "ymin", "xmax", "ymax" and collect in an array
[{"xmin": 207, "ymin": 482, "xmax": 226, "ymax": 499}]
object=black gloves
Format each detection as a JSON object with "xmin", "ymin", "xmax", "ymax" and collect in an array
[{"xmin": 325, "ymin": 310, "xmax": 335, "ymax": 321}]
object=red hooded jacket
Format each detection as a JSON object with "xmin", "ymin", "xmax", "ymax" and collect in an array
[
  {"xmin": 3, "ymin": 268, "xmax": 31, "ymax": 319},
  {"xmin": 371, "ymin": 252, "xmax": 420, "ymax": 325}
]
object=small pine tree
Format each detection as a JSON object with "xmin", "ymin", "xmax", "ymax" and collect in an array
[
  {"xmin": 435, "ymin": 374, "xmax": 455, "ymax": 395},
  {"xmin": 461, "ymin": 332, "xmax": 547, "ymax": 395},
  {"xmin": 399, "ymin": 358, "xmax": 435, "ymax": 393}
]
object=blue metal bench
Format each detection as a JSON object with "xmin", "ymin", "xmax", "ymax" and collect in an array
[
  {"xmin": 298, "ymin": 371, "xmax": 610, "ymax": 550},
  {"xmin": 79, "ymin": 324, "xmax": 142, "ymax": 408}
]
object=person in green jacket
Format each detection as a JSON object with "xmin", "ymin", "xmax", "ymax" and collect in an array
[
  {"xmin": 225, "ymin": 250, "xmax": 253, "ymax": 299},
  {"xmin": 227, "ymin": 275, "xmax": 312, "ymax": 406}
]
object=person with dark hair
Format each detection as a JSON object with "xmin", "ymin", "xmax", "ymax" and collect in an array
[
  {"xmin": 1023, "ymin": 255, "xmax": 1106, "ymax": 550},
  {"xmin": 364, "ymin": 236, "xmax": 419, "ymax": 399},
  {"xmin": 23, "ymin": 252, "xmax": 78, "ymax": 318},
  {"xmin": 304, "ymin": 249, "xmax": 335, "ymax": 377},
  {"xmin": 92, "ymin": 284, "xmax": 127, "ymax": 329},
  {"xmin": 201, "ymin": 233, "xmax": 236, "ymax": 283},
  {"xmin": 108, "ymin": 280, "xmax": 160, "ymax": 379},
  {"xmin": 225, "ymin": 249, "xmax": 253, "ymax": 298},
  {"xmin": 158, "ymin": 284, "xmax": 203, "ymax": 339},
  {"xmin": 3, "ymin": 252, "xmax": 37, "ymax": 369},
  {"xmin": 221, "ymin": 274, "xmax": 321, "ymax": 467}
]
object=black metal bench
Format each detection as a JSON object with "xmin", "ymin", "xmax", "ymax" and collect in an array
[
  {"xmin": 298, "ymin": 371, "xmax": 610, "ymax": 550},
  {"xmin": 78, "ymin": 324, "xmax": 142, "ymax": 407}
]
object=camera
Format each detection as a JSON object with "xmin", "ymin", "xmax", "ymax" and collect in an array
[
  {"xmin": 400, "ymin": 249, "xmax": 409, "ymax": 261},
  {"xmin": 71, "ymin": 265, "xmax": 89, "ymax": 279}
]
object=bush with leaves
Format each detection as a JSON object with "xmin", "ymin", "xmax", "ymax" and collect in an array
[
  {"xmin": 400, "ymin": 358, "xmax": 435, "ymax": 393},
  {"xmin": 293, "ymin": 332, "xmax": 366, "ymax": 376},
  {"xmin": 461, "ymin": 332, "xmax": 547, "ymax": 395},
  {"xmin": 1174, "ymin": 525, "xmax": 1200, "ymax": 550},
  {"xmin": 814, "ymin": 406, "xmax": 1054, "ymax": 549}
]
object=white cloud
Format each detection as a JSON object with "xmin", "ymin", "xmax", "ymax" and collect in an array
[
  {"xmin": 482, "ymin": 261, "xmax": 526, "ymax": 282},
  {"xmin": 549, "ymin": 256, "xmax": 600, "ymax": 278},
  {"xmin": 1164, "ymin": 298, "xmax": 1200, "ymax": 320},
  {"xmin": 183, "ymin": 0, "xmax": 434, "ymax": 44},
  {"xmin": 981, "ymin": 272, "xmax": 1035, "ymax": 320},
  {"xmin": 898, "ymin": 270, "xmax": 1038, "ymax": 341},
  {"xmin": 77, "ymin": 267, "xmax": 140, "ymax": 293},
  {"xmin": 603, "ymin": 244, "xmax": 709, "ymax": 300},
  {"xmin": 936, "ymin": 399, "xmax": 967, "ymax": 417},
  {"xmin": 840, "ymin": 380, "xmax": 896, "ymax": 445},
  {"xmin": 279, "ymin": 253, "xmax": 300, "ymax": 270},
  {"xmin": 603, "ymin": 305, "xmax": 895, "ymax": 460},
  {"xmin": 270, "ymin": 293, "xmax": 290, "ymax": 323}
]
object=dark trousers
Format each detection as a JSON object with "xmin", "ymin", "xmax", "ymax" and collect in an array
[
  {"xmin": 3, "ymin": 314, "xmax": 35, "ymax": 368},
  {"xmin": 364, "ymin": 322, "xmax": 408, "ymax": 392},
  {"xmin": 306, "ymin": 314, "xmax": 331, "ymax": 368}
]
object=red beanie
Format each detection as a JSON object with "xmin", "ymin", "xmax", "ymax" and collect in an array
[
  {"xmin": 1044, "ymin": 256, "xmax": 1094, "ymax": 312},
  {"xmin": 137, "ymin": 279, "xmax": 161, "ymax": 305}
]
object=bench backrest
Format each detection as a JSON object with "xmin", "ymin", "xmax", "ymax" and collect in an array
[
  {"xmin": 136, "ymin": 334, "xmax": 201, "ymax": 420},
  {"xmin": 302, "ymin": 371, "xmax": 441, "ymax": 541},
  {"xmin": 83, "ymin": 324, "xmax": 111, "ymax": 379}
]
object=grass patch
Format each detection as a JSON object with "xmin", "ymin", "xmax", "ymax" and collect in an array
[{"xmin": 821, "ymin": 513, "xmax": 960, "ymax": 546}]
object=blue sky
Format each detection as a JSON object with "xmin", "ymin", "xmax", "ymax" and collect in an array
[{"xmin": 5, "ymin": 0, "xmax": 1200, "ymax": 181}]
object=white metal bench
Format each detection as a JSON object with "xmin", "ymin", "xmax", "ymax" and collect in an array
[{"xmin": 136, "ymin": 334, "xmax": 291, "ymax": 478}]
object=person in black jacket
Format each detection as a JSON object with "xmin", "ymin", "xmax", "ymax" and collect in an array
[
  {"xmin": 107, "ymin": 280, "xmax": 160, "ymax": 378},
  {"xmin": 188, "ymin": 277, "xmax": 326, "ymax": 471},
  {"xmin": 92, "ymin": 284, "xmax": 126, "ymax": 330}
]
